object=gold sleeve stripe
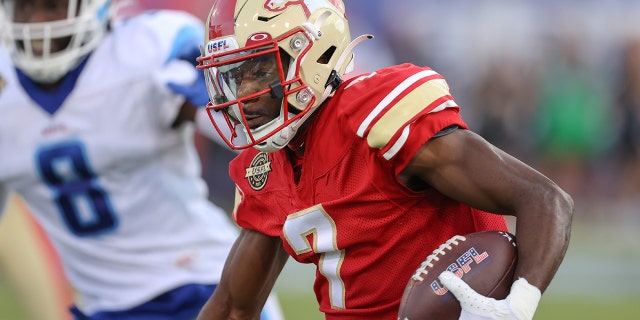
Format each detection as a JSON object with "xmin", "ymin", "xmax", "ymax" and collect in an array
[
  {"xmin": 357, "ymin": 69, "xmax": 438, "ymax": 137},
  {"xmin": 365, "ymin": 78, "xmax": 453, "ymax": 149},
  {"xmin": 382, "ymin": 99, "xmax": 459, "ymax": 160}
]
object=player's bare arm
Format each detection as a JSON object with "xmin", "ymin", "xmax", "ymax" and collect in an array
[
  {"xmin": 198, "ymin": 228, "xmax": 289, "ymax": 320},
  {"xmin": 401, "ymin": 128, "xmax": 573, "ymax": 292},
  {"xmin": 0, "ymin": 183, "xmax": 8, "ymax": 215},
  {"xmin": 171, "ymin": 101, "xmax": 199, "ymax": 128}
]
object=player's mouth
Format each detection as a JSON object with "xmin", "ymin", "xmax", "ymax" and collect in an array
[
  {"xmin": 20, "ymin": 39, "xmax": 69, "ymax": 56},
  {"xmin": 31, "ymin": 40, "xmax": 45, "ymax": 55},
  {"xmin": 17, "ymin": 40, "xmax": 45, "ymax": 56},
  {"xmin": 242, "ymin": 97, "xmax": 268, "ymax": 129},
  {"xmin": 244, "ymin": 112, "xmax": 268, "ymax": 129}
]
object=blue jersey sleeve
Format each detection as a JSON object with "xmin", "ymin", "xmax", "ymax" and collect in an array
[
  {"xmin": 134, "ymin": 10, "xmax": 208, "ymax": 107},
  {"xmin": 164, "ymin": 21, "xmax": 209, "ymax": 107}
]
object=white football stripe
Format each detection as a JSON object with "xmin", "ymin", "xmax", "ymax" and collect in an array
[
  {"xmin": 383, "ymin": 125, "xmax": 411, "ymax": 160},
  {"xmin": 428, "ymin": 99, "xmax": 458, "ymax": 115}
]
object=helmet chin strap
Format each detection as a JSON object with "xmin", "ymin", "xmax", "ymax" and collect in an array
[
  {"xmin": 272, "ymin": 33, "xmax": 374, "ymax": 146},
  {"xmin": 333, "ymin": 34, "xmax": 374, "ymax": 77}
]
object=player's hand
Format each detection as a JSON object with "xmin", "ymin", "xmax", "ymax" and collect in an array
[{"xmin": 438, "ymin": 271, "xmax": 541, "ymax": 320}]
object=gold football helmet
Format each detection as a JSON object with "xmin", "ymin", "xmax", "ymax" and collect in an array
[{"xmin": 197, "ymin": 0, "xmax": 371, "ymax": 152}]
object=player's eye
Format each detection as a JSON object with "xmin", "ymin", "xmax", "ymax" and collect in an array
[
  {"xmin": 44, "ymin": 0, "xmax": 59, "ymax": 10},
  {"xmin": 41, "ymin": 0, "xmax": 66, "ymax": 15},
  {"xmin": 228, "ymin": 68, "xmax": 243, "ymax": 85},
  {"xmin": 12, "ymin": 0, "xmax": 34, "ymax": 19},
  {"xmin": 254, "ymin": 70, "xmax": 269, "ymax": 80}
]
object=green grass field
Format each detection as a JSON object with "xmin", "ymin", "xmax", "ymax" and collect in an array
[
  {"xmin": 4, "ymin": 282, "xmax": 637, "ymax": 320},
  {"xmin": 2, "ymin": 277, "xmax": 640, "ymax": 320},
  {"xmin": 2, "ymin": 217, "xmax": 639, "ymax": 319},
  {"xmin": 0, "ymin": 283, "xmax": 27, "ymax": 320},
  {"xmin": 277, "ymin": 293, "xmax": 640, "ymax": 320}
]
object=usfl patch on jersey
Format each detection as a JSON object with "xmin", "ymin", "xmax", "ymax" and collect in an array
[{"xmin": 245, "ymin": 152, "xmax": 272, "ymax": 190}]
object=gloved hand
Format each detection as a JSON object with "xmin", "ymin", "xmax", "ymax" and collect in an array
[
  {"xmin": 167, "ymin": 68, "xmax": 210, "ymax": 107},
  {"xmin": 438, "ymin": 271, "xmax": 542, "ymax": 320}
]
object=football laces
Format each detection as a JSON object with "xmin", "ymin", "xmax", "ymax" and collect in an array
[{"xmin": 411, "ymin": 235, "xmax": 466, "ymax": 281}]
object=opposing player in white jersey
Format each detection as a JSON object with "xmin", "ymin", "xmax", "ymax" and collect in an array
[{"xmin": 0, "ymin": 0, "xmax": 283, "ymax": 319}]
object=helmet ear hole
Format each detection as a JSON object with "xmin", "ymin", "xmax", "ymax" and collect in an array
[{"xmin": 317, "ymin": 46, "xmax": 336, "ymax": 64}]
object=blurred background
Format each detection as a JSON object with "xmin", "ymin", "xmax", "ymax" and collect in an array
[{"xmin": 2, "ymin": 0, "xmax": 640, "ymax": 319}]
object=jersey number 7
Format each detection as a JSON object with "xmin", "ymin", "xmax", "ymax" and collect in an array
[{"xmin": 283, "ymin": 204, "xmax": 346, "ymax": 309}]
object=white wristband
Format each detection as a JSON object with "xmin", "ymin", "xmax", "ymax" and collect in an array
[
  {"xmin": 439, "ymin": 271, "xmax": 541, "ymax": 320},
  {"xmin": 505, "ymin": 278, "xmax": 541, "ymax": 320}
]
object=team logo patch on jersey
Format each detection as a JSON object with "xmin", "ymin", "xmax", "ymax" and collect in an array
[{"xmin": 245, "ymin": 152, "xmax": 272, "ymax": 190}]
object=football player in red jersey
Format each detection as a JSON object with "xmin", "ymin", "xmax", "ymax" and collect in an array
[{"xmin": 196, "ymin": 0, "xmax": 574, "ymax": 319}]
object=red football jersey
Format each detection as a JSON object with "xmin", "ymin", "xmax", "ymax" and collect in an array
[{"xmin": 229, "ymin": 64, "xmax": 507, "ymax": 319}]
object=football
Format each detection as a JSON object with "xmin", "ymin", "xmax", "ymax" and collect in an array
[{"xmin": 398, "ymin": 230, "xmax": 518, "ymax": 320}]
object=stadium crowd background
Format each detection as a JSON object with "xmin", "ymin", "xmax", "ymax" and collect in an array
[
  {"xmin": 132, "ymin": 0, "xmax": 640, "ymax": 301},
  {"xmin": 132, "ymin": 0, "xmax": 640, "ymax": 217}
]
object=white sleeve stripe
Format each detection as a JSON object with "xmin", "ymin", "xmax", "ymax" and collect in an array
[
  {"xmin": 429, "ymin": 100, "xmax": 458, "ymax": 114},
  {"xmin": 344, "ymin": 72, "xmax": 377, "ymax": 90},
  {"xmin": 382, "ymin": 99, "xmax": 459, "ymax": 160},
  {"xmin": 357, "ymin": 69, "xmax": 439, "ymax": 137},
  {"xmin": 383, "ymin": 125, "xmax": 411, "ymax": 160}
]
